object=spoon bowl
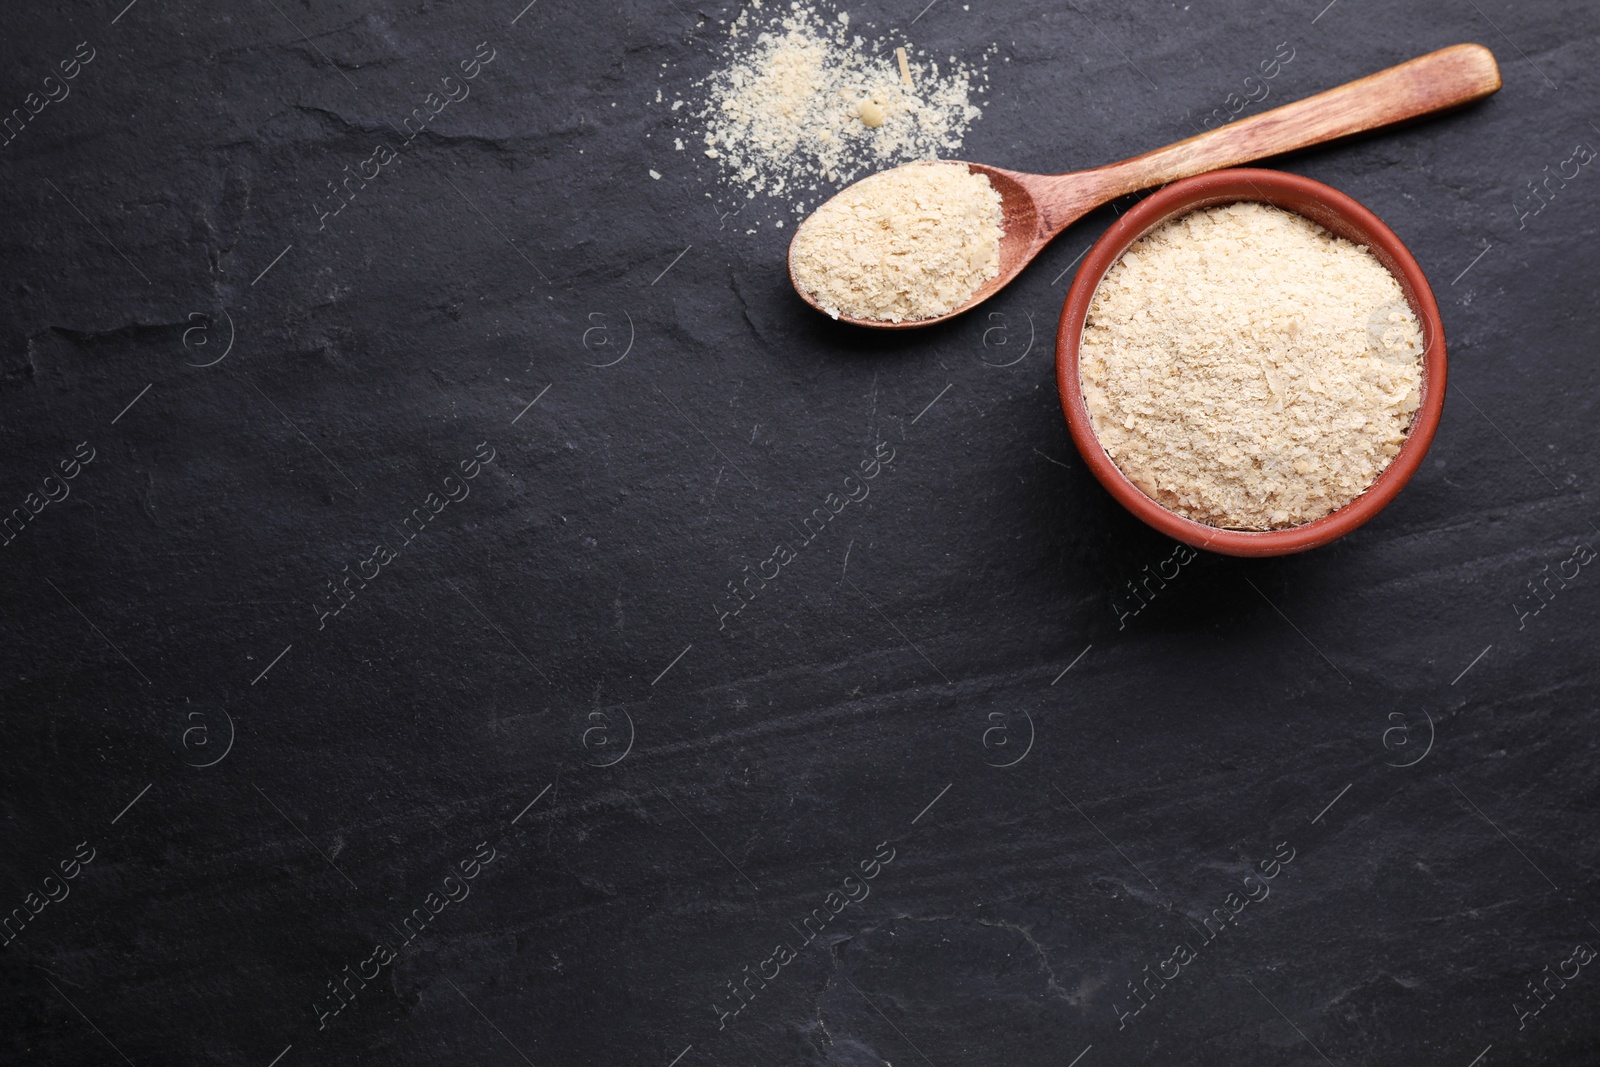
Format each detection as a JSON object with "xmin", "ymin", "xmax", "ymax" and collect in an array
[
  {"xmin": 788, "ymin": 44, "xmax": 1501, "ymax": 328},
  {"xmin": 787, "ymin": 162, "xmax": 1054, "ymax": 330}
]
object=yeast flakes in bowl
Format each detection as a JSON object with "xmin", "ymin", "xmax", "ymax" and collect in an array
[{"xmin": 1055, "ymin": 169, "xmax": 1447, "ymax": 557}]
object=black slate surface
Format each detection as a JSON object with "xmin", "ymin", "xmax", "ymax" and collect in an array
[{"xmin": 3, "ymin": 1, "xmax": 1598, "ymax": 1064}]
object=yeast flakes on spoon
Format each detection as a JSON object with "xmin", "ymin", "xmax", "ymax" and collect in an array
[{"xmin": 789, "ymin": 162, "xmax": 1004, "ymax": 323}]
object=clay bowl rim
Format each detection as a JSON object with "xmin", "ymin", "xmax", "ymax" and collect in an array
[{"xmin": 1054, "ymin": 167, "xmax": 1448, "ymax": 558}]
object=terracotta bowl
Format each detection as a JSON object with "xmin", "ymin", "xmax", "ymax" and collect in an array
[{"xmin": 1054, "ymin": 168, "xmax": 1447, "ymax": 557}]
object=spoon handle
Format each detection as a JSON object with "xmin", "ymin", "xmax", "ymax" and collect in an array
[{"xmin": 1089, "ymin": 44, "xmax": 1501, "ymax": 201}]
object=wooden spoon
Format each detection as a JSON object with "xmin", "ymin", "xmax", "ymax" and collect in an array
[{"xmin": 788, "ymin": 43, "xmax": 1501, "ymax": 329}]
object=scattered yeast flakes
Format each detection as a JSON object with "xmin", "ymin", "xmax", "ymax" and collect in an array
[
  {"xmin": 686, "ymin": 1, "xmax": 988, "ymax": 218},
  {"xmin": 1079, "ymin": 202, "xmax": 1424, "ymax": 530},
  {"xmin": 790, "ymin": 162, "xmax": 1002, "ymax": 322}
]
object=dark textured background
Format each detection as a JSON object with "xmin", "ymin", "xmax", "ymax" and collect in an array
[{"xmin": 3, "ymin": 1, "xmax": 1597, "ymax": 1064}]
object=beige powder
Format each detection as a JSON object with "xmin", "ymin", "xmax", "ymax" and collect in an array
[
  {"xmin": 680, "ymin": 2, "xmax": 989, "ymax": 221},
  {"xmin": 1080, "ymin": 202, "xmax": 1424, "ymax": 529},
  {"xmin": 790, "ymin": 162, "xmax": 1004, "ymax": 323}
]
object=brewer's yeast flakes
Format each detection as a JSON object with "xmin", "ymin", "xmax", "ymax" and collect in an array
[{"xmin": 1080, "ymin": 202, "xmax": 1424, "ymax": 529}]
